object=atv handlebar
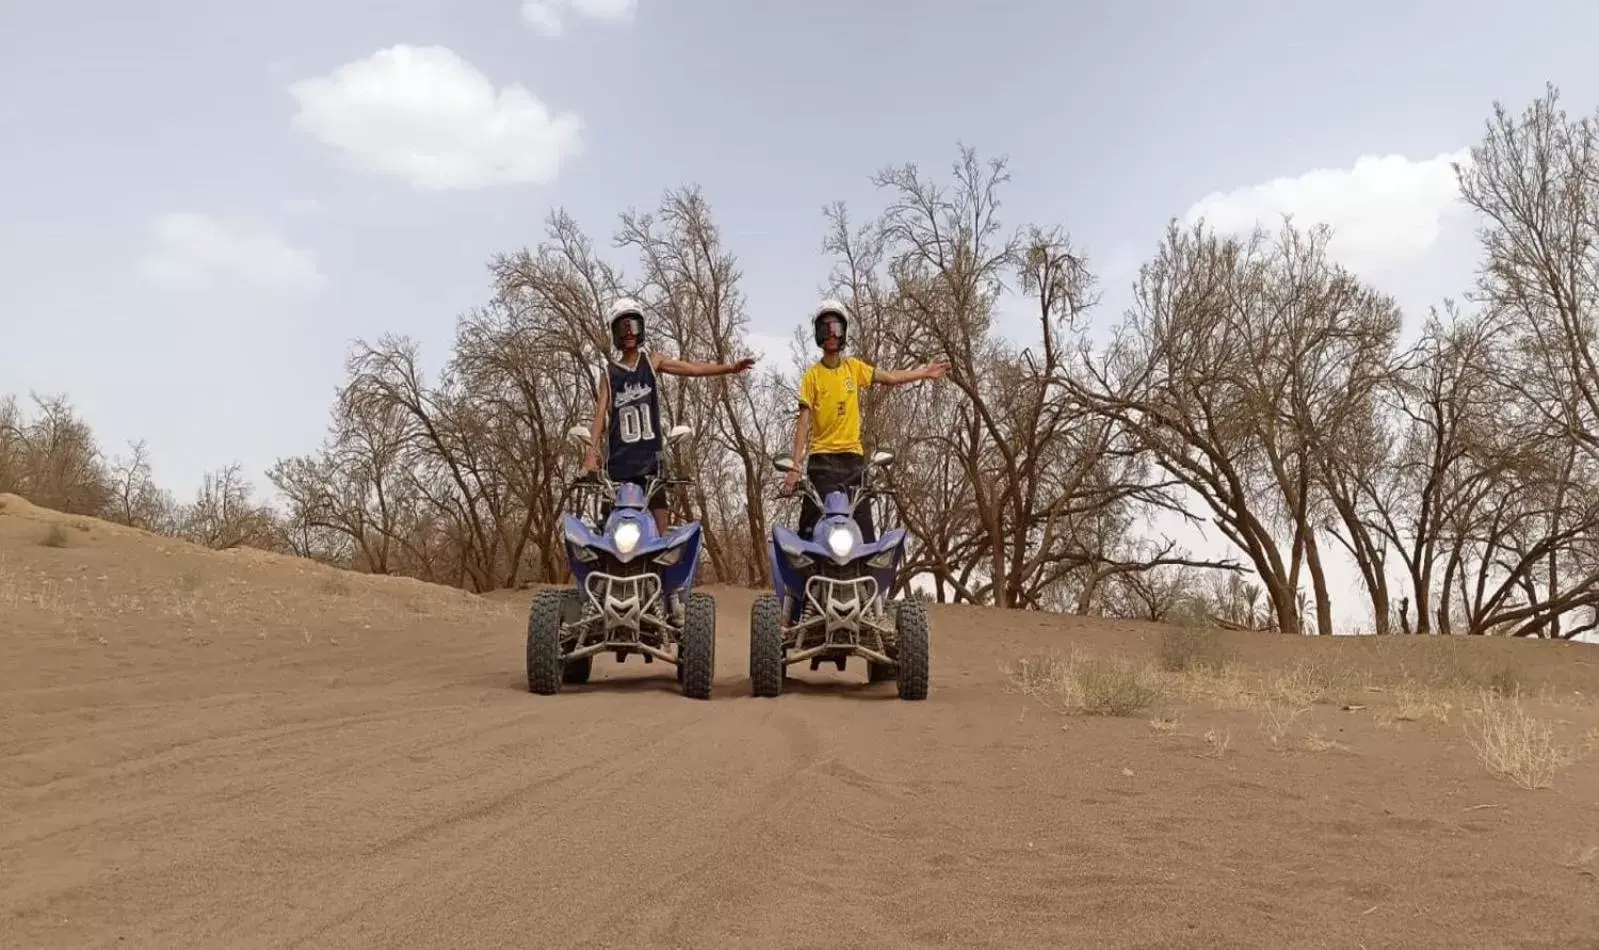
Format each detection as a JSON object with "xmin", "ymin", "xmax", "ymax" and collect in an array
[
  {"xmin": 768, "ymin": 452, "xmax": 900, "ymax": 527},
  {"xmin": 561, "ymin": 469, "xmax": 696, "ymax": 531}
]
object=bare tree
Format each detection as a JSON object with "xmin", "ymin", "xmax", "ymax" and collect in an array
[
  {"xmin": 1068, "ymin": 219, "xmax": 1401, "ymax": 634},
  {"xmin": 178, "ymin": 463, "xmax": 278, "ymax": 550},
  {"xmin": 816, "ymin": 147, "xmax": 1232, "ymax": 609},
  {"xmin": 1452, "ymin": 83, "xmax": 1599, "ymax": 638},
  {"xmin": 106, "ymin": 439, "xmax": 177, "ymax": 532},
  {"xmin": 0, "ymin": 392, "xmax": 113, "ymax": 516},
  {"xmin": 1457, "ymin": 83, "xmax": 1599, "ymax": 466}
]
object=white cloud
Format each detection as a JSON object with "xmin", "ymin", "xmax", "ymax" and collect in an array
[
  {"xmin": 521, "ymin": 0, "xmax": 636, "ymax": 36},
  {"xmin": 287, "ymin": 45, "xmax": 583, "ymax": 191},
  {"xmin": 743, "ymin": 330, "xmax": 805, "ymax": 375},
  {"xmin": 137, "ymin": 212, "xmax": 324, "ymax": 294},
  {"xmin": 1181, "ymin": 149, "xmax": 1473, "ymax": 276}
]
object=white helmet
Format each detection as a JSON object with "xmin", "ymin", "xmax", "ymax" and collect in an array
[
  {"xmin": 812, "ymin": 298, "xmax": 849, "ymax": 347},
  {"xmin": 607, "ymin": 296, "xmax": 645, "ymax": 349}
]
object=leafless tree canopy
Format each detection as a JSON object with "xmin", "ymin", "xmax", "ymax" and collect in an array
[{"xmin": 8, "ymin": 86, "xmax": 1599, "ymax": 639}]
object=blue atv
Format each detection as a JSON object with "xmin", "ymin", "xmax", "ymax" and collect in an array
[
  {"xmin": 747, "ymin": 450, "xmax": 929, "ymax": 700},
  {"xmin": 525, "ymin": 423, "xmax": 716, "ymax": 699}
]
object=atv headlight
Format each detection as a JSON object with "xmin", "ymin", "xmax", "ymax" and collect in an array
[
  {"xmin": 613, "ymin": 520, "xmax": 642, "ymax": 556},
  {"xmin": 866, "ymin": 549, "xmax": 896, "ymax": 570},
  {"xmin": 654, "ymin": 545, "xmax": 682, "ymax": 568},
  {"xmin": 826, "ymin": 525, "xmax": 855, "ymax": 559}
]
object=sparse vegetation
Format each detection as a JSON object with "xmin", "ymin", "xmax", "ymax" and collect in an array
[
  {"xmin": 1006, "ymin": 649, "xmax": 1166, "ymax": 717},
  {"xmin": 1464, "ymin": 690, "xmax": 1582, "ymax": 790},
  {"xmin": 1006, "ymin": 618, "xmax": 1598, "ymax": 778},
  {"xmin": 1156, "ymin": 622, "xmax": 1233, "ymax": 673}
]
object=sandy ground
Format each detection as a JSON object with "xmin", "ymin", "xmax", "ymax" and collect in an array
[{"xmin": 3, "ymin": 492, "xmax": 1599, "ymax": 949}]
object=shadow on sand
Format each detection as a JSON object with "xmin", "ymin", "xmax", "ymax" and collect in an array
[
  {"xmin": 487, "ymin": 667, "xmax": 902, "ymax": 701},
  {"xmin": 744, "ymin": 673, "xmax": 901, "ymax": 702}
]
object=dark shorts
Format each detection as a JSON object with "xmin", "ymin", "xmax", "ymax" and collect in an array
[
  {"xmin": 798, "ymin": 452, "xmax": 875, "ymax": 543},
  {"xmin": 607, "ymin": 468, "xmax": 667, "ymax": 513}
]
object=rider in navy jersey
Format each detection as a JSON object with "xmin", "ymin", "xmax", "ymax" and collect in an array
[{"xmin": 580, "ymin": 297, "xmax": 756, "ymax": 533}]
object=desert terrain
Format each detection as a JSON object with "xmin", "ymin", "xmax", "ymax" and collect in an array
[{"xmin": 2, "ymin": 491, "xmax": 1597, "ymax": 950}]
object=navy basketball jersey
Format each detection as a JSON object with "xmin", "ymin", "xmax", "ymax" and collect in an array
[{"xmin": 604, "ymin": 350, "xmax": 663, "ymax": 480}]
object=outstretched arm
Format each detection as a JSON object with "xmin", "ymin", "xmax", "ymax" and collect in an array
[
  {"xmin": 872, "ymin": 359, "xmax": 951, "ymax": 387},
  {"xmin": 655, "ymin": 353, "xmax": 757, "ymax": 377},
  {"xmin": 783, "ymin": 404, "xmax": 812, "ymax": 493}
]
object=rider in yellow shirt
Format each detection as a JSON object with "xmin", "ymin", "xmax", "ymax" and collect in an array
[{"xmin": 782, "ymin": 299, "xmax": 949, "ymax": 541}]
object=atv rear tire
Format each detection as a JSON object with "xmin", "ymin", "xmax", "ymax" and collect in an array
[
  {"xmin": 526, "ymin": 590, "xmax": 567, "ymax": 695},
  {"xmin": 893, "ymin": 598, "xmax": 930, "ymax": 701},
  {"xmin": 677, "ymin": 591, "xmax": 716, "ymax": 700},
  {"xmin": 749, "ymin": 593, "xmax": 785, "ymax": 698}
]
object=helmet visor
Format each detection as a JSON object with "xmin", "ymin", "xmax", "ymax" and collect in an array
[
  {"xmin": 613, "ymin": 314, "xmax": 642, "ymax": 340},
  {"xmin": 816, "ymin": 314, "xmax": 845, "ymax": 340}
]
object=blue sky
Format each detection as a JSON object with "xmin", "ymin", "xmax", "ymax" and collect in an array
[{"xmin": 5, "ymin": 0, "xmax": 1599, "ymax": 627}]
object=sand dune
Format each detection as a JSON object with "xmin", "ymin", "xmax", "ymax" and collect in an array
[{"xmin": 3, "ymin": 492, "xmax": 1597, "ymax": 949}]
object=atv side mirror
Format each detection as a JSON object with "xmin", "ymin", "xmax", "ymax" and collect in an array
[
  {"xmin": 667, "ymin": 424, "xmax": 693, "ymax": 443},
  {"xmin": 871, "ymin": 450, "xmax": 895, "ymax": 467},
  {"xmin": 567, "ymin": 425, "xmax": 591, "ymax": 446},
  {"xmin": 772, "ymin": 456, "xmax": 795, "ymax": 473}
]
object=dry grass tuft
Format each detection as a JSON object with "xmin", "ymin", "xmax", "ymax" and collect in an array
[
  {"xmin": 1007, "ymin": 649, "xmax": 1165, "ymax": 718},
  {"xmin": 317, "ymin": 574, "xmax": 353, "ymax": 597},
  {"xmin": 1148, "ymin": 715, "xmax": 1181, "ymax": 734},
  {"xmin": 39, "ymin": 524, "xmax": 69, "ymax": 548},
  {"xmin": 1299, "ymin": 725, "xmax": 1349, "ymax": 754},
  {"xmin": 1165, "ymin": 656, "xmax": 1362, "ymax": 717},
  {"xmin": 1259, "ymin": 700, "xmax": 1311, "ymax": 747},
  {"xmin": 1372, "ymin": 680, "xmax": 1458, "ymax": 729},
  {"xmin": 1156, "ymin": 623, "xmax": 1233, "ymax": 674},
  {"xmin": 1464, "ymin": 690, "xmax": 1581, "ymax": 790},
  {"xmin": 1160, "ymin": 631, "xmax": 1563, "ymax": 743},
  {"xmin": 1356, "ymin": 635, "xmax": 1534, "ymax": 699}
]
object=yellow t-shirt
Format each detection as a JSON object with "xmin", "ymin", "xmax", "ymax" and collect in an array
[{"xmin": 799, "ymin": 357, "xmax": 875, "ymax": 455}]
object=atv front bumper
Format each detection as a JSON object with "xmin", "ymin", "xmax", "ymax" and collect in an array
[
  {"xmin": 783, "ymin": 575, "xmax": 895, "ymax": 666},
  {"xmin": 565, "ymin": 572, "xmax": 683, "ymax": 664}
]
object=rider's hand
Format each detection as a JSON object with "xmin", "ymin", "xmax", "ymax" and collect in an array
[
  {"xmin": 730, "ymin": 356, "xmax": 756, "ymax": 374},
  {"xmin": 782, "ymin": 469, "xmax": 800, "ymax": 496}
]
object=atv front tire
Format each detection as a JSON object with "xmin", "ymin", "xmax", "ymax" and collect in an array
[
  {"xmin": 526, "ymin": 590, "xmax": 567, "ymax": 695},
  {"xmin": 677, "ymin": 591, "xmax": 716, "ymax": 700},
  {"xmin": 893, "ymin": 598, "xmax": 930, "ymax": 701},
  {"xmin": 749, "ymin": 593, "xmax": 785, "ymax": 698}
]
